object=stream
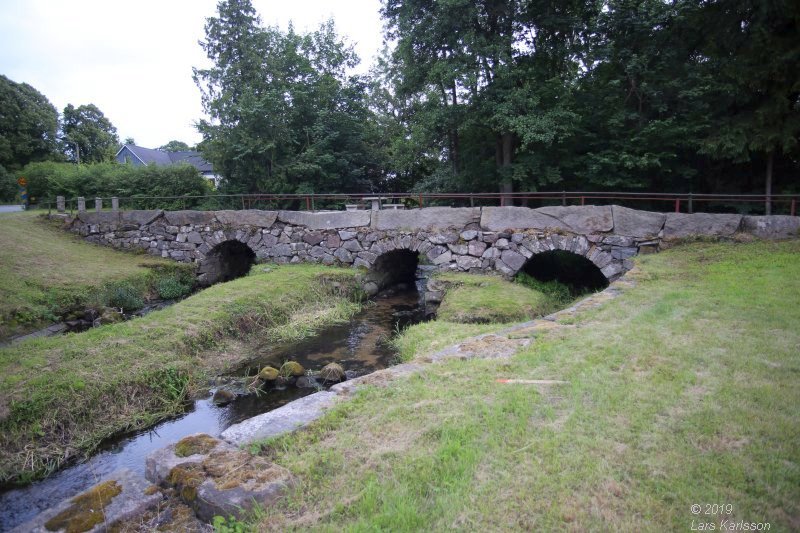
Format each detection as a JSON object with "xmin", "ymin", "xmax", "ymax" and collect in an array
[{"xmin": 0, "ymin": 286, "xmax": 425, "ymax": 531}]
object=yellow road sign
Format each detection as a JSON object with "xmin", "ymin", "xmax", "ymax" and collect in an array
[{"xmin": 17, "ymin": 177, "xmax": 27, "ymax": 187}]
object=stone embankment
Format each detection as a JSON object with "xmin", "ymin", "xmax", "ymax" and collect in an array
[{"xmin": 66, "ymin": 205, "xmax": 800, "ymax": 289}]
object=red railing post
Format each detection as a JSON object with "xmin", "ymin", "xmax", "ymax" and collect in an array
[
  {"xmin": 580, "ymin": 196, "xmax": 585, "ymax": 206},
  {"xmin": 306, "ymin": 196, "xmax": 311, "ymax": 211},
  {"xmin": 675, "ymin": 198, "xmax": 681, "ymax": 213},
  {"xmin": 791, "ymin": 198, "xmax": 797, "ymax": 217},
  {"xmin": 419, "ymin": 193, "xmax": 423, "ymax": 208}
]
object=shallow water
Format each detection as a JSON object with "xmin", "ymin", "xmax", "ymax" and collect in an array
[{"xmin": 0, "ymin": 288, "xmax": 424, "ymax": 531}]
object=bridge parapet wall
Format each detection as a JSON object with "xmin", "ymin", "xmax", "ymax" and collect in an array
[{"xmin": 67, "ymin": 206, "xmax": 799, "ymax": 285}]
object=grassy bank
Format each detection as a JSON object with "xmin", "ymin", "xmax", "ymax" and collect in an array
[
  {"xmin": 250, "ymin": 240, "xmax": 800, "ymax": 531},
  {"xmin": 0, "ymin": 211, "xmax": 192, "ymax": 339},
  {"xmin": 392, "ymin": 273, "xmax": 562, "ymax": 362},
  {"xmin": 0, "ymin": 264, "xmax": 362, "ymax": 485}
]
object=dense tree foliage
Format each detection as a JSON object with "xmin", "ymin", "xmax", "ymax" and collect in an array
[
  {"xmin": 378, "ymin": 0, "xmax": 799, "ymax": 208},
  {"xmin": 61, "ymin": 103, "xmax": 119, "ymax": 163},
  {"xmin": 158, "ymin": 140, "xmax": 193, "ymax": 152},
  {"xmin": 0, "ymin": 75, "xmax": 59, "ymax": 172},
  {"xmin": 194, "ymin": 0, "xmax": 381, "ymax": 194},
  {"xmin": 1, "ymin": 1, "xmax": 796, "ymax": 211}
]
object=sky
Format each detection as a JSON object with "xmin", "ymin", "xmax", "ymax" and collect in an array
[{"xmin": 0, "ymin": 0, "xmax": 384, "ymax": 149}]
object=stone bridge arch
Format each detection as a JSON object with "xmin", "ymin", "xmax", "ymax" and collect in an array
[
  {"xmin": 362, "ymin": 248, "xmax": 420, "ymax": 296},
  {"xmin": 491, "ymin": 233, "xmax": 629, "ymax": 283},
  {"xmin": 197, "ymin": 239, "xmax": 256, "ymax": 286}
]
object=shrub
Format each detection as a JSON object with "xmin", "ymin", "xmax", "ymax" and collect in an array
[
  {"xmin": 17, "ymin": 161, "xmax": 212, "ymax": 207},
  {"xmin": 106, "ymin": 283, "xmax": 144, "ymax": 312},
  {"xmin": 155, "ymin": 277, "xmax": 192, "ymax": 300}
]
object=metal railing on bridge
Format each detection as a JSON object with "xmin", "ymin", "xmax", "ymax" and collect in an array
[{"xmin": 43, "ymin": 191, "xmax": 799, "ymax": 217}]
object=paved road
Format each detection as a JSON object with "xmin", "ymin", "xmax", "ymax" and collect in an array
[{"xmin": 0, "ymin": 205, "xmax": 24, "ymax": 213}]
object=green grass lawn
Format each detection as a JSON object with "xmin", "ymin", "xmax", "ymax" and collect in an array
[
  {"xmin": 433, "ymin": 272, "xmax": 559, "ymax": 324},
  {"xmin": 0, "ymin": 264, "xmax": 362, "ymax": 485},
  {"xmin": 0, "ymin": 211, "xmax": 183, "ymax": 339},
  {"xmin": 249, "ymin": 239, "xmax": 800, "ymax": 531}
]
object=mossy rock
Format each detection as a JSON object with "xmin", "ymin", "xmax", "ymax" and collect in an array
[
  {"xmin": 167, "ymin": 463, "xmax": 205, "ymax": 503},
  {"xmin": 279, "ymin": 361, "xmax": 305, "ymax": 377},
  {"xmin": 319, "ymin": 362, "xmax": 346, "ymax": 383},
  {"xmin": 98, "ymin": 306, "xmax": 124, "ymax": 325},
  {"xmin": 174, "ymin": 434, "xmax": 220, "ymax": 458},
  {"xmin": 212, "ymin": 389, "xmax": 236, "ymax": 406},
  {"xmin": 44, "ymin": 479, "xmax": 122, "ymax": 533},
  {"xmin": 258, "ymin": 366, "xmax": 279, "ymax": 381}
]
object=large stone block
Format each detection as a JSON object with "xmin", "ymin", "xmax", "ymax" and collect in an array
[
  {"xmin": 76, "ymin": 211, "xmax": 121, "ymax": 226},
  {"xmin": 611, "ymin": 205, "xmax": 665, "ymax": 238},
  {"xmin": 13, "ymin": 468, "xmax": 161, "ymax": 533},
  {"xmin": 536, "ymin": 205, "xmax": 614, "ymax": 234},
  {"xmin": 121, "ymin": 210, "xmax": 163, "ymax": 226},
  {"xmin": 163, "ymin": 210, "xmax": 217, "ymax": 226},
  {"xmin": 742, "ymin": 215, "xmax": 800, "ymax": 239},
  {"xmin": 214, "ymin": 209, "xmax": 278, "ymax": 227},
  {"xmin": 278, "ymin": 210, "xmax": 370, "ymax": 230},
  {"xmin": 145, "ymin": 434, "xmax": 293, "ymax": 523},
  {"xmin": 663, "ymin": 213, "xmax": 743, "ymax": 239},
  {"xmin": 480, "ymin": 206, "xmax": 567, "ymax": 232},
  {"xmin": 222, "ymin": 392, "xmax": 338, "ymax": 445},
  {"xmin": 500, "ymin": 249, "xmax": 526, "ymax": 271},
  {"xmin": 372, "ymin": 207, "xmax": 479, "ymax": 231}
]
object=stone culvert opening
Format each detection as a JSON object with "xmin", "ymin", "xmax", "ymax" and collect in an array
[
  {"xmin": 197, "ymin": 240, "xmax": 256, "ymax": 286},
  {"xmin": 518, "ymin": 250, "xmax": 609, "ymax": 295},
  {"xmin": 363, "ymin": 249, "xmax": 419, "ymax": 296}
]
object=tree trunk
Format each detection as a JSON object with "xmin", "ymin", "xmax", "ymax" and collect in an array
[
  {"xmin": 499, "ymin": 132, "xmax": 513, "ymax": 206},
  {"xmin": 765, "ymin": 150, "xmax": 773, "ymax": 216}
]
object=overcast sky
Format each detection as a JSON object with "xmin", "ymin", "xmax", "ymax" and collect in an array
[{"xmin": 0, "ymin": 0, "xmax": 384, "ymax": 149}]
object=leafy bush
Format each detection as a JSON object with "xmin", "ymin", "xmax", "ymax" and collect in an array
[
  {"xmin": 106, "ymin": 283, "xmax": 144, "ymax": 312},
  {"xmin": 17, "ymin": 161, "xmax": 212, "ymax": 208},
  {"xmin": 154, "ymin": 277, "xmax": 192, "ymax": 300},
  {"xmin": 0, "ymin": 164, "xmax": 17, "ymax": 202}
]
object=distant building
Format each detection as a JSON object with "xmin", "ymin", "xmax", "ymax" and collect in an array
[{"xmin": 115, "ymin": 144, "xmax": 221, "ymax": 187}]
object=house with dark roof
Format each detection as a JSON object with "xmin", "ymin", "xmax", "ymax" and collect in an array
[{"xmin": 115, "ymin": 144, "xmax": 221, "ymax": 187}]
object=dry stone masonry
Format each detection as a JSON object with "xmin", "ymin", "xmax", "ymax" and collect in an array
[{"xmin": 66, "ymin": 205, "xmax": 800, "ymax": 289}]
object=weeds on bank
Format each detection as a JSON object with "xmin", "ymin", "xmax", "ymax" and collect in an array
[{"xmin": 0, "ymin": 264, "xmax": 362, "ymax": 485}]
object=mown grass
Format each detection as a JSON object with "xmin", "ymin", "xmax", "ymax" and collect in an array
[
  {"xmin": 0, "ymin": 211, "xmax": 188, "ymax": 339},
  {"xmin": 0, "ymin": 264, "xmax": 362, "ymax": 485},
  {"xmin": 251, "ymin": 239, "xmax": 800, "ymax": 531},
  {"xmin": 390, "ymin": 272, "xmax": 570, "ymax": 362},
  {"xmin": 433, "ymin": 272, "xmax": 558, "ymax": 324}
]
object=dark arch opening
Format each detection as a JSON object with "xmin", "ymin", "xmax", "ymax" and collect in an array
[
  {"xmin": 366, "ymin": 249, "xmax": 419, "ymax": 294},
  {"xmin": 198, "ymin": 240, "xmax": 256, "ymax": 285},
  {"xmin": 517, "ymin": 250, "xmax": 608, "ymax": 295}
]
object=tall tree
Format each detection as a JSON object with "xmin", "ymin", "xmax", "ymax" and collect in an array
[
  {"xmin": 697, "ymin": 0, "xmax": 800, "ymax": 214},
  {"xmin": 158, "ymin": 140, "xmax": 192, "ymax": 152},
  {"xmin": 0, "ymin": 75, "xmax": 59, "ymax": 171},
  {"xmin": 194, "ymin": 0, "xmax": 379, "ymax": 194},
  {"xmin": 382, "ymin": 0, "xmax": 595, "ymax": 202},
  {"xmin": 62, "ymin": 104, "xmax": 119, "ymax": 163}
]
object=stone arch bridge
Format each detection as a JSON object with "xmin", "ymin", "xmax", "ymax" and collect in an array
[{"xmin": 68, "ymin": 206, "xmax": 798, "ymax": 293}]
